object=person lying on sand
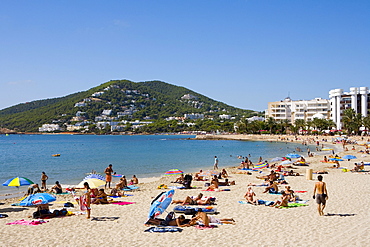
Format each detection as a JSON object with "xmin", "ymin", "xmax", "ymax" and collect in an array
[
  {"xmin": 218, "ymin": 179, "xmax": 236, "ymax": 186},
  {"xmin": 173, "ymin": 174, "xmax": 184, "ymax": 183},
  {"xmin": 248, "ymin": 178, "xmax": 269, "ymax": 187},
  {"xmin": 284, "ymin": 186, "xmax": 298, "ymax": 202},
  {"xmin": 172, "ymin": 193, "xmax": 213, "ymax": 205},
  {"xmin": 206, "ymin": 175, "xmax": 219, "ymax": 190},
  {"xmin": 190, "ymin": 209, "xmax": 235, "ymax": 226}
]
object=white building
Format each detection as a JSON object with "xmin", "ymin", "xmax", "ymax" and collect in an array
[
  {"xmin": 184, "ymin": 113, "xmax": 204, "ymax": 120},
  {"xmin": 265, "ymin": 97, "xmax": 330, "ymax": 123},
  {"xmin": 329, "ymin": 87, "xmax": 369, "ymax": 130},
  {"xmin": 219, "ymin": 114, "xmax": 231, "ymax": 120},
  {"xmin": 39, "ymin": 124, "xmax": 62, "ymax": 132}
]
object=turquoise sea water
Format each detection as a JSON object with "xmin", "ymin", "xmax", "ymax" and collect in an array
[{"xmin": 0, "ymin": 134, "xmax": 311, "ymax": 195}]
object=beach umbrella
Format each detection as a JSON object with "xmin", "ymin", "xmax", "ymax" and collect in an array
[
  {"xmin": 270, "ymin": 157, "xmax": 284, "ymax": 162},
  {"xmin": 286, "ymin": 153, "xmax": 301, "ymax": 159},
  {"xmin": 329, "ymin": 158, "xmax": 344, "ymax": 161},
  {"xmin": 279, "ymin": 160, "xmax": 293, "ymax": 166},
  {"xmin": 77, "ymin": 178, "xmax": 105, "ymax": 188},
  {"xmin": 164, "ymin": 169, "xmax": 184, "ymax": 176},
  {"xmin": 2, "ymin": 177, "xmax": 34, "ymax": 187},
  {"xmin": 84, "ymin": 174, "xmax": 105, "ymax": 181},
  {"xmin": 19, "ymin": 193, "xmax": 56, "ymax": 206},
  {"xmin": 148, "ymin": 189, "xmax": 175, "ymax": 219},
  {"xmin": 252, "ymin": 162, "xmax": 269, "ymax": 170},
  {"xmin": 342, "ymin": 155, "xmax": 357, "ymax": 160}
]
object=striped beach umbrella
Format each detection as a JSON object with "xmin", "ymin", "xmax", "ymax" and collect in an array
[
  {"xmin": 252, "ymin": 162, "xmax": 269, "ymax": 170},
  {"xmin": 164, "ymin": 169, "xmax": 184, "ymax": 176},
  {"xmin": 2, "ymin": 177, "xmax": 34, "ymax": 187},
  {"xmin": 84, "ymin": 174, "xmax": 105, "ymax": 181}
]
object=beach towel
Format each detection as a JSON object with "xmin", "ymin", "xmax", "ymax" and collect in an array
[
  {"xmin": 110, "ymin": 201, "xmax": 136, "ymax": 205},
  {"xmin": 0, "ymin": 214, "xmax": 9, "ymax": 218},
  {"xmin": 173, "ymin": 205, "xmax": 217, "ymax": 214},
  {"xmin": 294, "ymin": 191, "xmax": 307, "ymax": 193},
  {"xmin": 108, "ymin": 194, "xmax": 134, "ymax": 198},
  {"xmin": 279, "ymin": 203, "xmax": 308, "ymax": 209},
  {"xmin": 91, "ymin": 217, "xmax": 120, "ymax": 221},
  {"xmin": 79, "ymin": 195, "xmax": 89, "ymax": 211},
  {"xmin": 202, "ymin": 189, "xmax": 230, "ymax": 192},
  {"xmin": 6, "ymin": 219, "xmax": 48, "ymax": 225},
  {"xmin": 144, "ymin": 227, "xmax": 183, "ymax": 233}
]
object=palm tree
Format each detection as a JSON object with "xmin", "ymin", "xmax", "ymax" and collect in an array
[{"xmin": 342, "ymin": 108, "xmax": 363, "ymax": 135}]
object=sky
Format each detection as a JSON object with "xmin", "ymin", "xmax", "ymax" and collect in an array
[{"xmin": 0, "ymin": 1, "xmax": 369, "ymax": 111}]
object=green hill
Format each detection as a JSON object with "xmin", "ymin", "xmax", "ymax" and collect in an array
[{"xmin": 0, "ymin": 80, "xmax": 258, "ymax": 132}]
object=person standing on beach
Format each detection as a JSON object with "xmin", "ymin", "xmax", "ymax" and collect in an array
[
  {"xmin": 214, "ymin": 156, "xmax": 219, "ymax": 170},
  {"xmin": 41, "ymin": 172, "xmax": 48, "ymax": 190},
  {"xmin": 313, "ymin": 175, "xmax": 328, "ymax": 216},
  {"xmin": 104, "ymin": 164, "xmax": 114, "ymax": 189}
]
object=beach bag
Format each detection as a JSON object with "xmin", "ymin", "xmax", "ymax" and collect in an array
[{"xmin": 64, "ymin": 202, "xmax": 74, "ymax": 208}]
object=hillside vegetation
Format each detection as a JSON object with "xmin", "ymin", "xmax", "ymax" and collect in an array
[{"xmin": 0, "ymin": 80, "xmax": 257, "ymax": 132}]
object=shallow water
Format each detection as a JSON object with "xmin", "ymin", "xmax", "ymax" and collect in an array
[{"xmin": 0, "ymin": 134, "xmax": 311, "ymax": 195}]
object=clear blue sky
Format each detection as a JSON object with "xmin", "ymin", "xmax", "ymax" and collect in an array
[{"xmin": 0, "ymin": 1, "xmax": 369, "ymax": 111}]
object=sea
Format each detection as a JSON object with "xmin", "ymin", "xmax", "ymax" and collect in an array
[{"xmin": 0, "ymin": 134, "xmax": 312, "ymax": 196}]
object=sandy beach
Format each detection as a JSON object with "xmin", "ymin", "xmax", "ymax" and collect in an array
[{"xmin": 1, "ymin": 134, "xmax": 370, "ymax": 247}]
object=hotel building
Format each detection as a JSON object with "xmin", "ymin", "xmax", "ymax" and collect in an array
[
  {"xmin": 265, "ymin": 97, "xmax": 330, "ymax": 123},
  {"xmin": 329, "ymin": 87, "xmax": 370, "ymax": 130}
]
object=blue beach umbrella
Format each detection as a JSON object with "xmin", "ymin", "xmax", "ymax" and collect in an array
[
  {"xmin": 342, "ymin": 155, "xmax": 357, "ymax": 160},
  {"xmin": 2, "ymin": 177, "xmax": 34, "ymax": 187},
  {"xmin": 148, "ymin": 189, "xmax": 175, "ymax": 219},
  {"xmin": 84, "ymin": 174, "xmax": 105, "ymax": 181},
  {"xmin": 19, "ymin": 193, "xmax": 56, "ymax": 206},
  {"xmin": 286, "ymin": 153, "xmax": 301, "ymax": 159}
]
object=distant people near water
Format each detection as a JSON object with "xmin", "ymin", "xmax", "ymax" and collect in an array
[
  {"xmin": 50, "ymin": 181, "xmax": 63, "ymax": 194},
  {"xmin": 130, "ymin": 175, "xmax": 139, "ymax": 185},
  {"xmin": 220, "ymin": 169, "xmax": 228, "ymax": 178},
  {"xmin": 27, "ymin": 184, "xmax": 41, "ymax": 195},
  {"xmin": 214, "ymin": 156, "xmax": 219, "ymax": 170},
  {"xmin": 41, "ymin": 172, "xmax": 48, "ymax": 190},
  {"xmin": 313, "ymin": 175, "xmax": 328, "ymax": 216},
  {"xmin": 121, "ymin": 175, "xmax": 128, "ymax": 188},
  {"xmin": 104, "ymin": 164, "xmax": 114, "ymax": 189}
]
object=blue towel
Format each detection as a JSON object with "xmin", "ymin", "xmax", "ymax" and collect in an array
[{"xmin": 144, "ymin": 227, "xmax": 183, "ymax": 233}]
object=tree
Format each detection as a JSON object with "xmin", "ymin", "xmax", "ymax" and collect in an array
[{"xmin": 342, "ymin": 108, "xmax": 363, "ymax": 135}]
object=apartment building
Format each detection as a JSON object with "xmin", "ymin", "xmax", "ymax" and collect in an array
[
  {"xmin": 329, "ymin": 87, "xmax": 370, "ymax": 130},
  {"xmin": 265, "ymin": 97, "xmax": 330, "ymax": 123}
]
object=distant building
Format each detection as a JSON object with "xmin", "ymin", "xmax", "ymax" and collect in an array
[
  {"xmin": 265, "ymin": 97, "xmax": 330, "ymax": 123},
  {"xmin": 219, "ymin": 114, "xmax": 231, "ymax": 120},
  {"xmin": 102, "ymin": 110, "xmax": 112, "ymax": 116},
  {"xmin": 329, "ymin": 87, "xmax": 370, "ymax": 130},
  {"xmin": 181, "ymin": 94, "xmax": 198, "ymax": 100},
  {"xmin": 39, "ymin": 124, "xmax": 61, "ymax": 132},
  {"xmin": 91, "ymin": 91, "xmax": 104, "ymax": 97},
  {"xmin": 74, "ymin": 102, "xmax": 86, "ymax": 107},
  {"xmin": 184, "ymin": 113, "xmax": 204, "ymax": 120},
  {"xmin": 246, "ymin": 116, "xmax": 265, "ymax": 122}
]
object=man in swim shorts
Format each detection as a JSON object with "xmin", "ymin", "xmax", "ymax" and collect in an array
[
  {"xmin": 313, "ymin": 175, "xmax": 328, "ymax": 216},
  {"xmin": 104, "ymin": 164, "xmax": 114, "ymax": 189}
]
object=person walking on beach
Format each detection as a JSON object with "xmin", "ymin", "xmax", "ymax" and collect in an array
[
  {"xmin": 104, "ymin": 164, "xmax": 114, "ymax": 189},
  {"xmin": 214, "ymin": 156, "xmax": 219, "ymax": 170},
  {"xmin": 41, "ymin": 172, "xmax": 48, "ymax": 190},
  {"xmin": 313, "ymin": 175, "xmax": 328, "ymax": 216}
]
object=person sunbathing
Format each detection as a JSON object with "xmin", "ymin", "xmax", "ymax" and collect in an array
[
  {"xmin": 270, "ymin": 191, "xmax": 289, "ymax": 208},
  {"xmin": 220, "ymin": 169, "xmax": 228, "ymax": 178},
  {"xmin": 190, "ymin": 209, "xmax": 235, "ymax": 226},
  {"xmin": 93, "ymin": 189, "xmax": 109, "ymax": 204},
  {"xmin": 205, "ymin": 175, "xmax": 219, "ymax": 190},
  {"xmin": 50, "ymin": 181, "xmax": 63, "ymax": 194},
  {"xmin": 284, "ymin": 186, "xmax": 297, "ymax": 202},
  {"xmin": 263, "ymin": 181, "xmax": 279, "ymax": 194},
  {"xmin": 130, "ymin": 175, "xmax": 139, "ymax": 185},
  {"xmin": 244, "ymin": 187, "xmax": 258, "ymax": 205},
  {"xmin": 172, "ymin": 193, "xmax": 213, "ymax": 205},
  {"xmin": 218, "ymin": 179, "xmax": 236, "ymax": 186},
  {"xmin": 168, "ymin": 215, "xmax": 191, "ymax": 227},
  {"xmin": 173, "ymin": 174, "xmax": 184, "ymax": 183},
  {"xmin": 194, "ymin": 170, "xmax": 204, "ymax": 181}
]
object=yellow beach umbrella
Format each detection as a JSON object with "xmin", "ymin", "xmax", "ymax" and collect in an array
[{"xmin": 77, "ymin": 178, "xmax": 105, "ymax": 189}]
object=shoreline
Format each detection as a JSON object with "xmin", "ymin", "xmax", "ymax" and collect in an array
[{"xmin": 1, "ymin": 134, "xmax": 370, "ymax": 246}]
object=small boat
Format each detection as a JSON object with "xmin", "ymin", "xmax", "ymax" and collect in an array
[{"xmin": 52, "ymin": 154, "xmax": 61, "ymax": 157}]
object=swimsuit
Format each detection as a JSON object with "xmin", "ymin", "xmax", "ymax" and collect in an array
[{"xmin": 316, "ymin": 193, "xmax": 326, "ymax": 205}]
